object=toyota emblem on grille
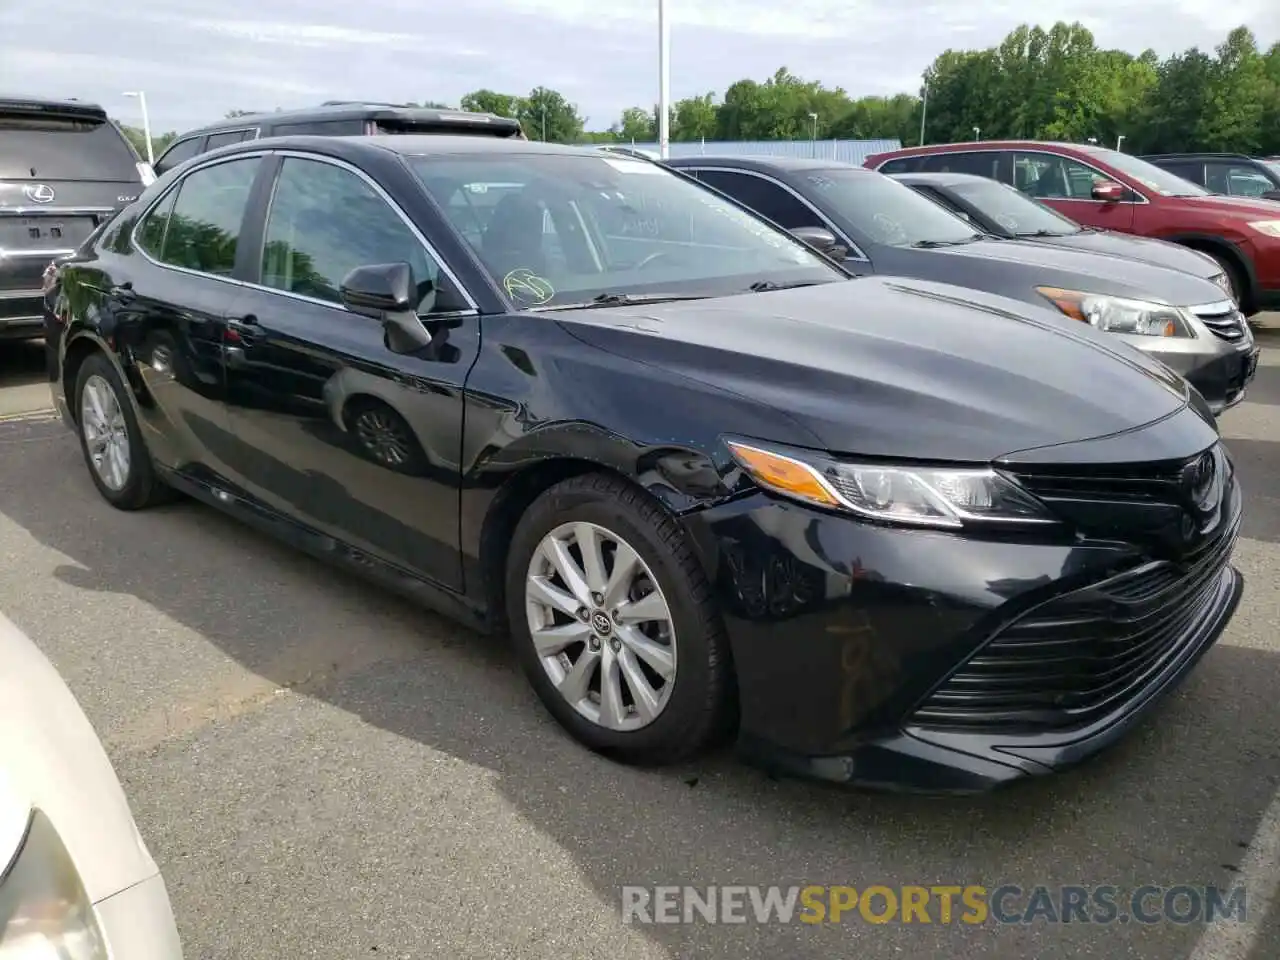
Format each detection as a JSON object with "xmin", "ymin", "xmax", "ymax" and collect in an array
[
  {"xmin": 1182, "ymin": 448, "xmax": 1221, "ymax": 513},
  {"xmin": 23, "ymin": 183, "xmax": 55, "ymax": 204}
]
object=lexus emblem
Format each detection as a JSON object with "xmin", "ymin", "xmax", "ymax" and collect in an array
[{"xmin": 23, "ymin": 183, "xmax": 55, "ymax": 204}]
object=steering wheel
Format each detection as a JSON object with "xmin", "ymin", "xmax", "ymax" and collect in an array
[{"xmin": 633, "ymin": 250, "xmax": 672, "ymax": 271}]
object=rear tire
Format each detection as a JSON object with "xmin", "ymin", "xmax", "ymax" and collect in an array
[
  {"xmin": 505, "ymin": 472, "xmax": 734, "ymax": 765},
  {"xmin": 73, "ymin": 352, "xmax": 175, "ymax": 510}
]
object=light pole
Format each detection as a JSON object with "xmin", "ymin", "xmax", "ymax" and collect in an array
[
  {"xmin": 541, "ymin": 104, "xmax": 547, "ymax": 141},
  {"xmin": 919, "ymin": 80, "xmax": 928, "ymax": 146},
  {"xmin": 658, "ymin": 0, "xmax": 670, "ymax": 159},
  {"xmin": 123, "ymin": 90, "xmax": 154, "ymax": 164},
  {"xmin": 808, "ymin": 112, "xmax": 818, "ymax": 158},
  {"xmin": 1116, "ymin": 134, "xmax": 1126, "ymax": 152},
  {"xmin": 972, "ymin": 126, "xmax": 981, "ymax": 141}
]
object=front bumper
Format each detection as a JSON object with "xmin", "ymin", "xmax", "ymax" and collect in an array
[
  {"xmin": 684, "ymin": 449, "xmax": 1243, "ymax": 794},
  {"xmin": 95, "ymin": 872, "xmax": 184, "ymax": 959},
  {"xmin": 1123, "ymin": 312, "xmax": 1258, "ymax": 415}
]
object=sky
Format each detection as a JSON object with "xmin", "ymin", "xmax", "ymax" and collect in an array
[{"xmin": 0, "ymin": 0, "xmax": 1276, "ymax": 136}]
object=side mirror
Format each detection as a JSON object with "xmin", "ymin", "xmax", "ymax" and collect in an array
[
  {"xmin": 340, "ymin": 262, "xmax": 434, "ymax": 353},
  {"xmin": 1091, "ymin": 180, "xmax": 1126, "ymax": 203},
  {"xmin": 790, "ymin": 226, "xmax": 847, "ymax": 259}
]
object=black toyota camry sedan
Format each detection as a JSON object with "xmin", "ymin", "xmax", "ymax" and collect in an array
[{"xmin": 43, "ymin": 135, "xmax": 1244, "ymax": 793}]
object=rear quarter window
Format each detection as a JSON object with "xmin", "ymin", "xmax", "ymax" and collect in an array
[
  {"xmin": 876, "ymin": 157, "xmax": 921, "ymax": 174},
  {"xmin": 0, "ymin": 115, "xmax": 141, "ymax": 181}
]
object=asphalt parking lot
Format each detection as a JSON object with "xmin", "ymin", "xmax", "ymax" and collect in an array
[{"xmin": 2, "ymin": 334, "xmax": 1280, "ymax": 959}]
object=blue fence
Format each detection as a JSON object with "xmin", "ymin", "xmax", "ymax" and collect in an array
[{"xmin": 606, "ymin": 138, "xmax": 902, "ymax": 165}]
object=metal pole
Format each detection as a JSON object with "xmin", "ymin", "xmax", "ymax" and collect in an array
[
  {"xmin": 919, "ymin": 82, "xmax": 927, "ymax": 146},
  {"xmin": 541, "ymin": 105, "xmax": 546, "ymax": 141},
  {"xmin": 124, "ymin": 91, "xmax": 154, "ymax": 165},
  {"xmin": 658, "ymin": 0, "xmax": 670, "ymax": 160},
  {"xmin": 809, "ymin": 112, "xmax": 817, "ymax": 158}
]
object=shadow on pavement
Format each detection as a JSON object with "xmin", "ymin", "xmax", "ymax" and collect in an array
[{"xmin": 1, "ymin": 417, "xmax": 1277, "ymax": 959}]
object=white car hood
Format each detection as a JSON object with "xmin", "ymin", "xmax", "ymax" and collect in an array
[{"xmin": 0, "ymin": 612, "xmax": 158, "ymax": 902}]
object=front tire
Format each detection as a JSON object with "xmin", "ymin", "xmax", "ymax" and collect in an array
[
  {"xmin": 74, "ymin": 352, "xmax": 174, "ymax": 510},
  {"xmin": 505, "ymin": 473, "xmax": 734, "ymax": 765}
]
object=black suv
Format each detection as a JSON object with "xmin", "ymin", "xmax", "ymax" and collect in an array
[
  {"xmin": 0, "ymin": 96, "xmax": 146, "ymax": 342},
  {"xmin": 153, "ymin": 101, "xmax": 525, "ymax": 176},
  {"xmin": 1141, "ymin": 153, "xmax": 1280, "ymax": 201}
]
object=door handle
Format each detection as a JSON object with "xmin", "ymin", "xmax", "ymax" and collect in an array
[{"xmin": 225, "ymin": 314, "xmax": 262, "ymax": 345}]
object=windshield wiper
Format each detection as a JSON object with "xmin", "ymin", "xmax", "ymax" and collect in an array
[
  {"xmin": 911, "ymin": 236, "xmax": 982, "ymax": 248},
  {"xmin": 746, "ymin": 280, "xmax": 825, "ymax": 293},
  {"xmin": 540, "ymin": 292, "xmax": 711, "ymax": 311},
  {"xmin": 1014, "ymin": 229, "xmax": 1070, "ymax": 238}
]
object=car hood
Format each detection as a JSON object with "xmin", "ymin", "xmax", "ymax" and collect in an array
[
  {"xmin": 0, "ymin": 612, "xmax": 158, "ymax": 903},
  {"xmin": 1028, "ymin": 230, "xmax": 1221, "ymax": 280},
  {"xmin": 1175, "ymin": 193, "xmax": 1280, "ymax": 217},
  {"xmin": 556, "ymin": 277, "xmax": 1192, "ymax": 462},
  {"xmin": 923, "ymin": 237, "xmax": 1225, "ymax": 306}
]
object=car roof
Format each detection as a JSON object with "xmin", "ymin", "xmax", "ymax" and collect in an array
[
  {"xmin": 202, "ymin": 133, "xmax": 631, "ymax": 163},
  {"xmin": 889, "ymin": 171, "xmax": 995, "ymax": 188},
  {"xmin": 665, "ymin": 155, "xmax": 869, "ymax": 174},
  {"xmin": 180, "ymin": 102, "xmax": 518, "ymax": 137},
  {"xmin": 873, "ymin": 140, "xmax": 1097, "ymax": 159},
  {"xmin": 0, "ymin": 95, "xmax": 108, "ymax": 120}
]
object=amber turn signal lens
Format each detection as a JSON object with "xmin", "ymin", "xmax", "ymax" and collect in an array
[{"xmin": 726, "ymin": 441, "xmax": 841, "ymax": 507}]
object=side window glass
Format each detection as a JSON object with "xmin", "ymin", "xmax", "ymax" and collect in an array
[
  {"xmin": 696, "ymin": 171, "xmax": 821, "ymax": 230},
  {"xmin": 205, "ymin": 130, "xmax": 253, "ymax": 150},
  {"xmin": 154, "ymin": 157, "xmax": 260, "ymax": 274},
  {"xmin": 271, "ymin": 119, "xmax": 366, "ymax": 137},
  {"xmin": 1161, "ymin": 161, "xmax": 1205, "ymax": 185},
  {"xmin": 261, "ymin": 157, "xmax": 458, "ymax": 312},
  {"xmin": 154, "ymin": 137, "xmax": 203, "ymax": 175},
  {"xmin": 1220, "ymin": 164, "xmax": 1272, "ymax": 197},
  {"xmin": 918, "ymin": 152, "xmax": 1000, "ymax": 179},
  {"xmin": 1012, "ymin": 153, "xmax": 1101, "ymax": 200},
  {"xmin": 876, "ymin": 158, "xmax": 919, "ymax": 174},
  {"xmin": 135, "ymin": 189, "xmax": 179, "ymax": 258}
]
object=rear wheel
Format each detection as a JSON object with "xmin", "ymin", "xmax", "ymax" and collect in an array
[
  {"xmin": 505, "ymin": 473, "xmax": 734, "ymax": 765},
  {"xmin": 73, "ymin": 352, "xmax": 175, "ymax": 509}
]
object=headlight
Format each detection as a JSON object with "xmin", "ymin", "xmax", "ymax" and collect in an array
[
  {"xmin": 0, "ymin": 810, "xmax": 108, "ymax": 959},
  {"xmin": 1246, "ymin": 220, "xmax": 1280, "ymax": 238},
  {"xmin": 1210, "ymin": 272, "xmax": 1237, "ymax": 303},
  {"xmin": 726, "ymin": 439, "xmax": 1057, "ymax": 530},
  {"xmin": 1036, "ymin": 287, "xmax": 1190, "ymax": 337}
]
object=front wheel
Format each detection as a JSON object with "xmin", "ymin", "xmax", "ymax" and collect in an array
[
  {"xmin": 74, "ymin": 352, "xmax": 175, "ymax": 510},
  {"xmin": 505, "ymin": 473, "xmax": 734, "ymax": 765}
]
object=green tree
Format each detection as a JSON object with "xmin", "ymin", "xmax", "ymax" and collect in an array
[
  {"xmin": 518, "ymin": 86, "xmax": 584, "ymax": 142},
  {"xmin": 460, "ymin": 89, "xmax": 522, "ymax": 118}
]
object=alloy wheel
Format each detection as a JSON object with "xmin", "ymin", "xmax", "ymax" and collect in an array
[
  {"xmin": 354, "ymin": 408, "xmax": 412, "ymax": 467},
  {"xmin": 80, "ymin": 374, "xmax": 131, "ymax": 491},
  {"xmin": 524, "ymin": 521, "xmax": 678, "ymax": 732}
]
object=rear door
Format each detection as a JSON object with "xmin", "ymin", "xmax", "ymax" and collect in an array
[{"xmin": 0, "ymin": 103, "xmax": 144, "ymax": 331}]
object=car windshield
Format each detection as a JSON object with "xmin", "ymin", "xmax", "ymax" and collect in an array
[
  {"xmin": 0, "ymin": 114, "xmax": 141, "ymax": 181},
  {"xmin": 1091, "ymin": 150, "xmax": 1210, "ymax": 197},
  {"xmin": 407, "ymin": 153, "xmax": 843, "ymax": 308},
  {"xmin": 799, "ymin": 169, "xmax": 983, "ymax": 247},
  {"xmin": 947, "ymin": 178, "xmax": 1082, "ymax": 236}
]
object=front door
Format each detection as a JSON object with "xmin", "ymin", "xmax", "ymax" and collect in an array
[
  {"xmin": 218, "ymin": 154, "xmax": 480, "ymax": 592},
  {"xmin": 1011, "ymin": 151, "xmax": 1137, "ymax": 233}
]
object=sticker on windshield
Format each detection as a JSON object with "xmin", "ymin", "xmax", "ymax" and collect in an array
[
  {"xmin": 504, "ymin": 269, "xmax": 555, "ymax": 305},
  {"xmin": 995, "ymin": 214, "xmax": 1018, "ymax": 230},
  {"xmin": 601, "ymin": 158, "xmax": 663, "ymax": 175}
]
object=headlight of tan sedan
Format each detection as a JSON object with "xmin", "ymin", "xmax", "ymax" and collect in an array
[
  {"xmin": 1036, "ymin": 287, "xmax": 1192, "ymax": 337},
  {"xmin": 0, "ymin": 810, "xmax": 108, "ymax": 959}
]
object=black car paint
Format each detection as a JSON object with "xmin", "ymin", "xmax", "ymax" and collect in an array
[
  {"xmin": 46, "ymin": 136, "xmax": 1242, "ymax": 792},
  {"xmin": 890, "ymin": 172, "xmax": 1223, "ymax": 280}
]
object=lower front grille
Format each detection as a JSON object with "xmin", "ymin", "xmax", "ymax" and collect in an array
[
  {"xmin": 912, "ymin": 512, "xmax": 1239, "ymax": 732},
  {"xmin": 1190, "ymin": 303, "xmax": 1246, "ymax": 342}
]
